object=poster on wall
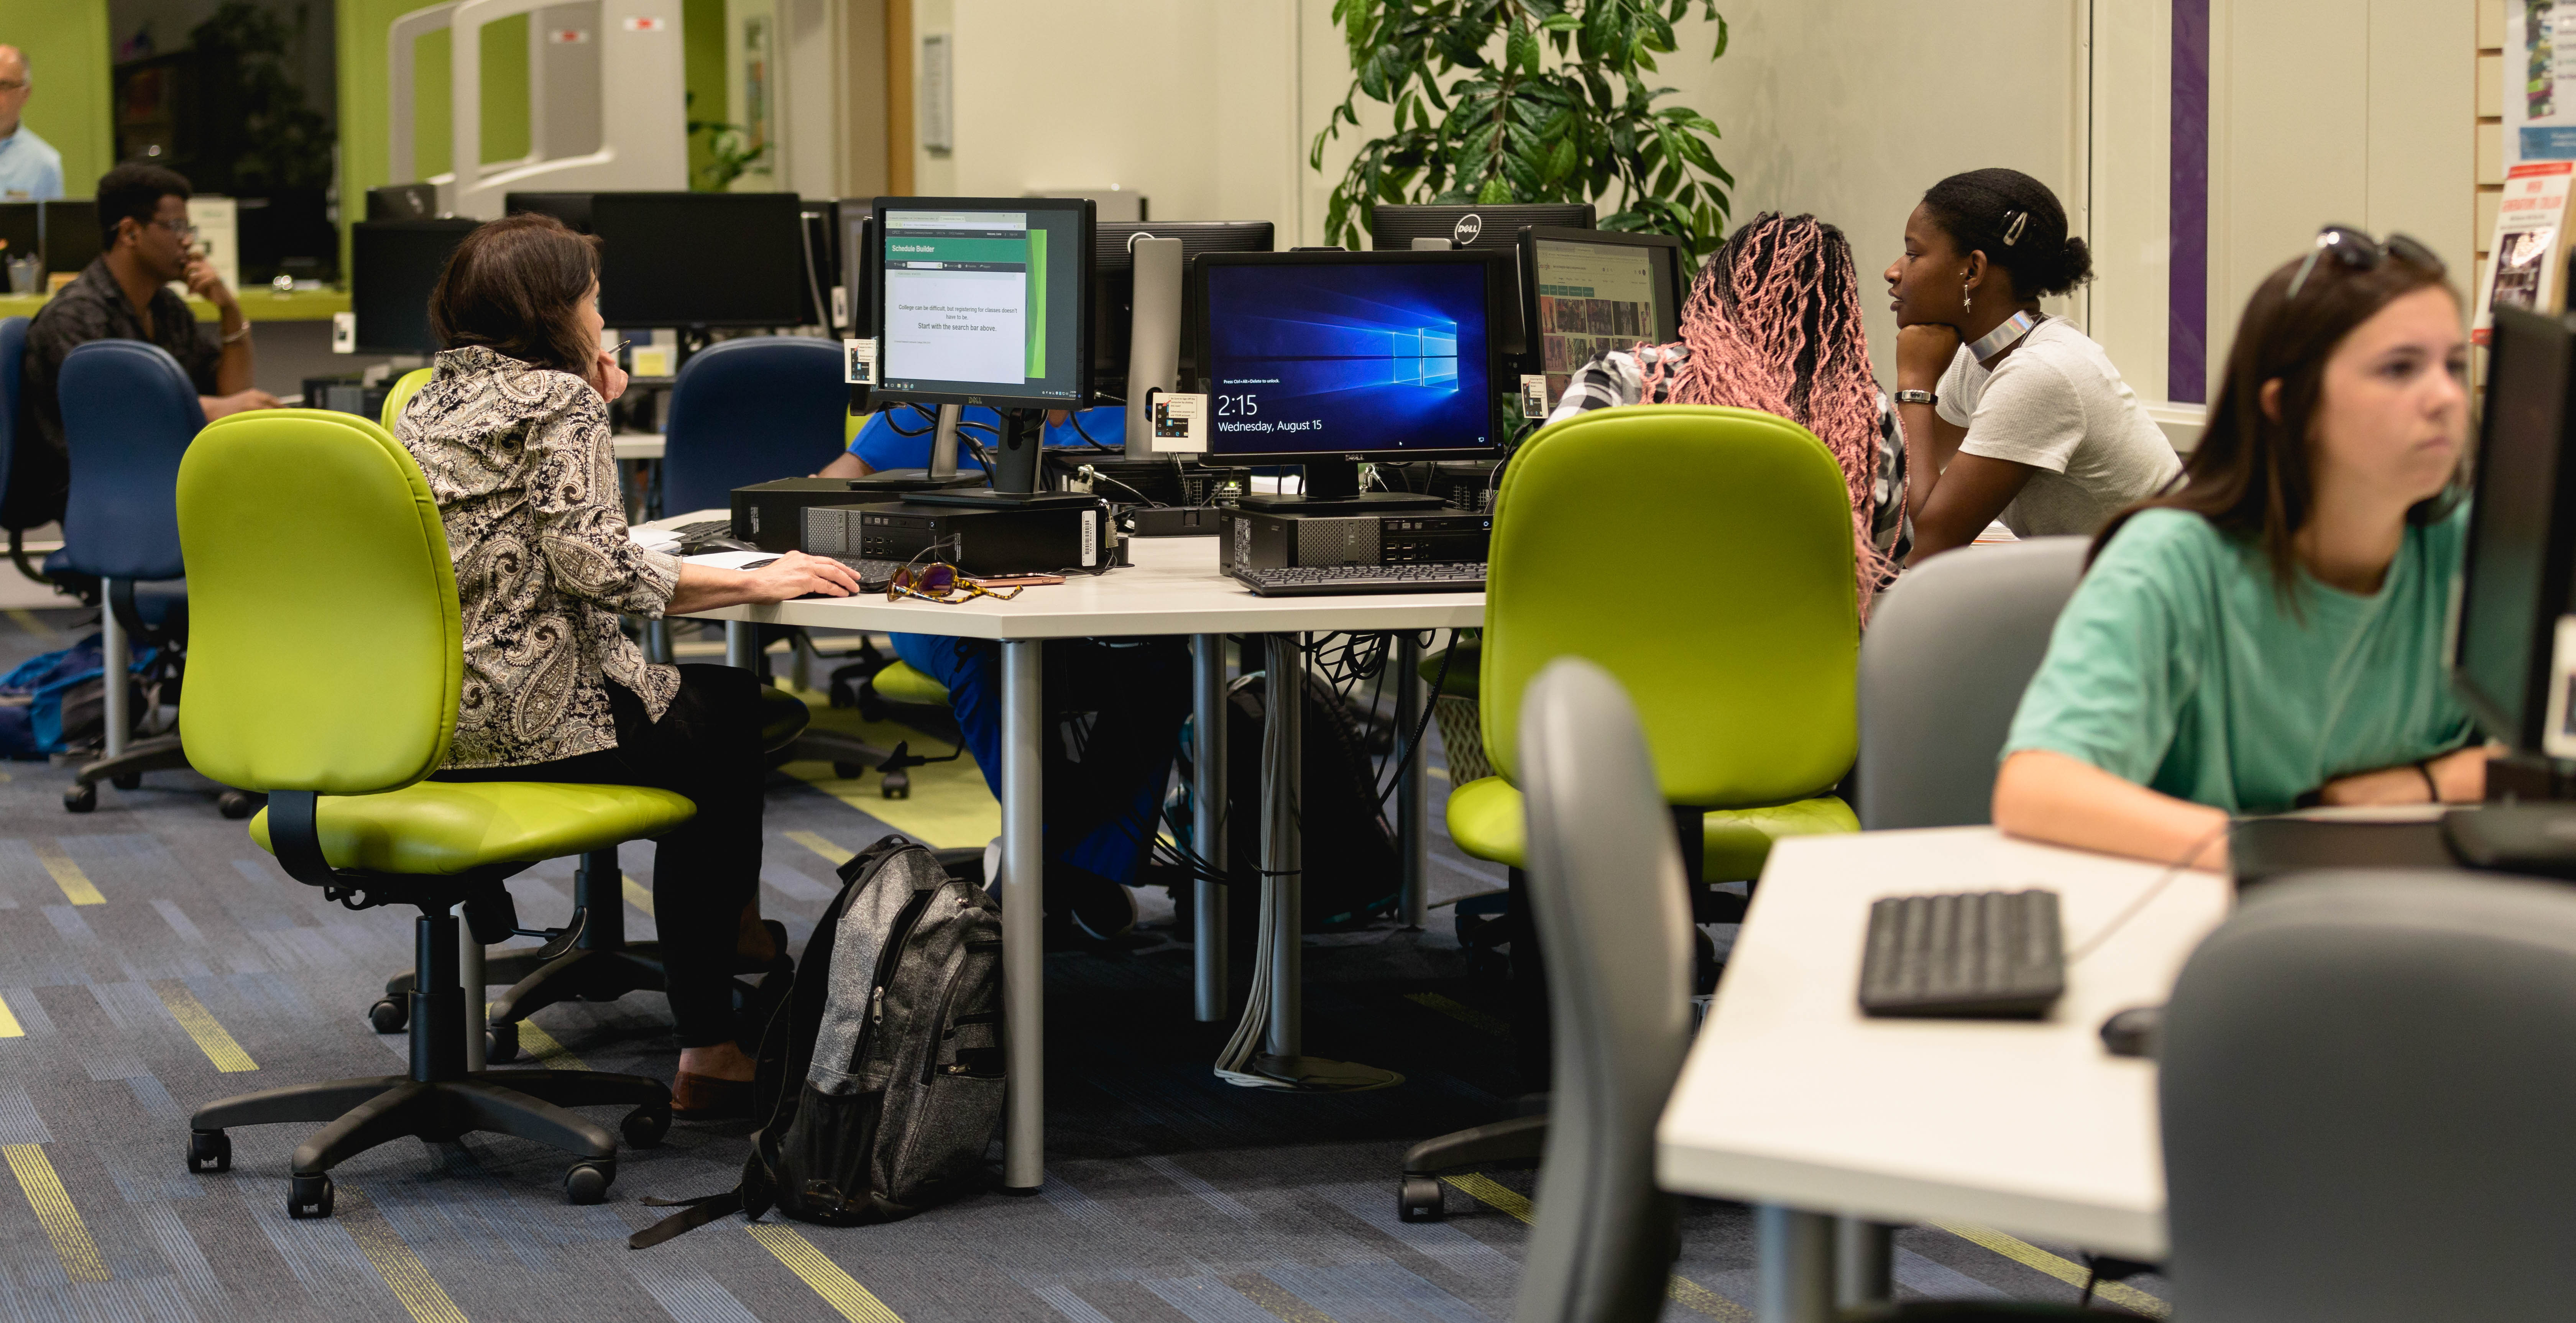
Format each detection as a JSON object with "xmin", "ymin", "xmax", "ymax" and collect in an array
[
  {"xmin": 2476, "ymin": 161, "xmax": 2575, "ymax": 342},
  {"xmin": 2509, "ymin": 1, "xmax": 2576, "ymax": 162}
]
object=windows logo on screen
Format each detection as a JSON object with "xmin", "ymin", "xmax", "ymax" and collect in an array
[{"xmin": 1386, "ymin": 323, "xmax": 1459, "ymax": 388}]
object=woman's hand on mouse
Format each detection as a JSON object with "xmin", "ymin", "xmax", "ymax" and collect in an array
[{"xmin": 743, "ymin": 551, "xmax": 863, "ymax": 601}]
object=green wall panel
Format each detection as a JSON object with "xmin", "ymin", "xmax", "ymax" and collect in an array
[{"xmin": 0, "ymin": 0, "xmax": 113, "ymax": 195}]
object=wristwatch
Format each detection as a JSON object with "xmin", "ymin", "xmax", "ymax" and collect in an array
[{"xmin": 1894, "ymin": 389, "xmax": 1937, "ymax": 407}]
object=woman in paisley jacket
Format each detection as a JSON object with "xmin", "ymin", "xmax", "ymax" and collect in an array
[{"xmin": 394, "ymin": 213, "xmax": 862, "ymax": 1117}]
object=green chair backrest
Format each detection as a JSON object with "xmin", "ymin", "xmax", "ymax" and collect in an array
[
  {"xmin": 1481, "ymin": 404, "xmax": 1859, "ymax": 807},
  {"xmin": 380, "ymin": 366, "xmax": 434, "ymax": 434},
  {"xmin": 177, "ymin": 409, "xmax": 463, "ymax": 794}
]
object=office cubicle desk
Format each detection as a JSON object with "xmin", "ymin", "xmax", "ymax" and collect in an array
[
  {"xmin": 669, "ymin": 528, "xmax": 1483, "ymax": 1193},
  {"xmin": 0, "ymin": 287, "xmax": 352, "ymax": 323},
  {"xmin": 1659, "ymin": 826, "xmax": 2231, "ymax": 1276}
]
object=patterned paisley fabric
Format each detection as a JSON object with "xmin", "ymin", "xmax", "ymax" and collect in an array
[{"xmin": 396, "ymin": 345, "xmax": 682, "ymax": 768}]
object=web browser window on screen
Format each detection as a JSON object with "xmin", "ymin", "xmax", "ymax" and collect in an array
[
  {"xmin": 881, "ymin": 209, "xmax": 1055, "ymax": 390},
  {"xmin": 1533, "ymin": 239, "xmax": 1660, "ymax": 405}
]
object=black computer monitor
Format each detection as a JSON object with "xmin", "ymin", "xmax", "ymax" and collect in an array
[
  {"xmin": 796, "ymin": 196, "xmax": 837, "ymax": 330},
  {"xmin": 1192, "ymin": 248, "xmax": 1505, "ymax": 508},
  {"xmin": 1519, "ymin": 225, "xmax": 1690, "ymax": 404},
  {"xmin": 351, "ymin": 219, "xmax": 479, "ymax": 356},
  {"xmin": 41, "ymin": 199, "xmax": 101, "ymax": 276},
  {"xmin": 503, "ymin": 192, "xmax": 594, "ymax": 232},
  {"xmin": 589, "ymin": 192, "xmax": 807, "ymax": 328},
  {"xmin": 2454, "ymin": 306, "xmax": 2576, "ymax": 754},
  {"xmin": 1090, "ymin": 220, "xmax": 1275, "ymax": 394},
  {"xmin": 871, "ymin": 196, "xmax": 1094, "ymax": 411},
  {"xmin": 1369, "ymin": 202, "xmax": 1597, "ymax": 250},
  {"xmin": 839, "ymin": 207, "xmax": 875, "ymax": 337},
  {"xmin": 368, "ymin": 183, "xmax": 440, "ymax": 221},
  {"xmin": 0, "ymin": 201, "xmax": 34, "ymax": 278}
]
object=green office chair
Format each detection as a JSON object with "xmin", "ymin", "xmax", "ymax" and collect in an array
[
  {"xmin": 176, "ymin": 409, "xmax": 682, "ymax": 1217},
  {"xmin": 378, "ymin": 366, "xmax": 434, "ymax": 433},
  {"xmin": 1400, "ymin": 404, "xmax": 1863, "ymax": 1222}
]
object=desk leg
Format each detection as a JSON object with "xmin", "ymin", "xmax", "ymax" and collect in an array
[
  {"xmin": 1396, "ymin": 633, "xmax": 1427, "ymax": 929},
  {"xmin": 724, "ymin": 620, "xmax": 757, "ymax": 671},
  {"xmin": 1835, "ymin": 1218, "xmax": 1894, "ymax": 1308},
  {"xmin": 1264, "ymin": 633, "xmax": 1302, "ymax": 1058},
  {"xmin": 1756, "ymin": 1206, "xmax": 1837, "ymax": 1323},
  {"xmin": 643, "ymin": 619, "xmax": 674, "ymax": 666},
  {"xmin": 102, "ymin": 582, "xmax": 128, "ymax": 758},
  {"xmin": 1192, "ymin": 633, "xmax": 1228, "ymax": 1023},
  {"xmin": 999, "ymin": 639, "xmax": 1044, "ymax": 1193}
]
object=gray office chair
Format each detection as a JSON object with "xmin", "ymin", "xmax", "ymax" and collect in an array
[
  {"xmin": 1508, "ymin": 658, "xmax": 1695, "ymax": 1323},
  {"xmin": 1855, "ymin": 537, "xmax": 2086, "ymax": 829},
  {"xmin": 2162, "ymin": 870, "xmax": 2576, "ymax": 1321}
]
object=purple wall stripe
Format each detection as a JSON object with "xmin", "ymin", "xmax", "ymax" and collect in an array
[{"xmin": 2170, "ymin": 0, "xmax": 2211, "ymax": 404}]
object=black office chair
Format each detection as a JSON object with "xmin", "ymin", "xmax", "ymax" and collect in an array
[{"xmin": 2161, "ymin": 868, "xmax": 2576, "ymax": 1320}]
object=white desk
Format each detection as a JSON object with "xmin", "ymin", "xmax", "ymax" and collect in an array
[
  {"xmin": 611, "ymin": 433, "xmax": 666, "ymax": 461},
  {"xmin": 1657, "ymin": 827, "xmax": 2230, "ymax": 1318},
  {"xmin": 670, "ymin": 528, "xmax": 1483, "ymax": 1191}
]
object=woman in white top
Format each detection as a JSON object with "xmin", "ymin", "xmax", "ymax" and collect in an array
[{"xmin": 1884, "ymin": 168, "xmax": 2181, "ymax": 561}]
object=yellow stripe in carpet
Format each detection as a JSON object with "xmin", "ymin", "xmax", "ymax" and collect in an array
[
  {"xmin": 509, "ymin": 1016, "xmax": 591, "ymax": 1072},
  {"xmin": 785, "ymin": 830, "xmax": 854, "ymax": 868},
  {"xmin": 2, "ymin": 1144, "xmax": 110, "ymax": 1283},
  {"xmin": 750, "ymin": 1222, "xmax": 906, "ymax": 1323},
  {"xmin": 339, "ymin": 1187, "xmax": 470, "ymax": 1323},
  {"xmin": 36, "ymin": 843, "xmax": 101, "ymax": 905},
  {"xmin": 623, "ymin": 874, "xmax": 655, "ymax": 917},
  {"xmin": 7, "ymin": 609, "xmax": 53, "ymax": 638},
  {"xmin": 0, "ymin": 990, "xmax": 21, "ymax": 1037},
  {"xmin": 1225, "ymin": 1270, "xmax": 1339, "ymax": 1323},
  {"xmin": 1937, "ymin": 1222, "xmax": 2169, "ymax": 1317},
  {"xmin": 1404, "ymin": 992, "xmax": 1510, "ymax": 1037},
  {"xmin": 1444, "ymin": 1173, "xmax": 1748, "ymax": 1320},
  {"xmin": 152, "ymin": 982, "xmax": 256, "ymax": 1072}
]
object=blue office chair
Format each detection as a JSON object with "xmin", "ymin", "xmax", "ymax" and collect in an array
[
  {"xmin": 660, "ymin": 335, "xmax": 916, "ymax": 790},
  {"xmin": 56, "ymin": 339, "xmax": 240, "ymax": 816},
  {"xmin": 0, "ymin": 316, "xmax": 87, "ymax": 596}
]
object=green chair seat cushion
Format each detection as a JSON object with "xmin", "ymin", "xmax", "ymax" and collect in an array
[
  {"xmin": 872, "ymin": 660, "xmax": 952, "ymax": 707},
  {"xmin": 1445, "ymin": 774, "xmax": 1855, "ymax": 883},
  {"xmin": 251, "ymin": 781, "xmax": 696, "ymax": 875},
  {"xmin": 757, "ymin": 684, "xmax": 814, "ymax": 755}
]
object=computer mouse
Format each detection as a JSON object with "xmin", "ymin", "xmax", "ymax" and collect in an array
[{"xmin": 2100, "ymin": 1005, "xmax": 2163, "ymax": 1059}]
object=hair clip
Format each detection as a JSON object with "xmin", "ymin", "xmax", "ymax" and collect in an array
[{"xmin": 2002, "ymin": 211, "xmax": 2028, "ymax": 246}]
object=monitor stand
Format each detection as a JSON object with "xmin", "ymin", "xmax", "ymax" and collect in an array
[
  {"xmin": 1234, "ymin": 456, "xmax": 1445, "ymax": 515},
  {"xmin": 907, "ymin": 407, "xmax": 1102, "ymax": 511},
  {"xmin": 845, "ymin": 401, "xmax": 984, "ymax": 493}
]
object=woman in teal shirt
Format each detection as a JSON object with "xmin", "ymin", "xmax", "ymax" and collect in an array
[{"xmin": 1995, "ymin": 228, "xmax": 2493, "ymax": 871}]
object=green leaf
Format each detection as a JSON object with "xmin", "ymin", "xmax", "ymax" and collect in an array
[
  {"xmin": 1540, "ymin": 11, "xmax": 1579, "ymax": 29},
  {"xmin": 1477, "ymin": 174, "xmax": 1515, "ymax": 204},
  {"xmin": 1710, "ymin": 12, "xmax": 1728, "ymax": 58},
  {"xmin": 1544, "ymin": 136, "xmax": 1579, "ymax": 182}
]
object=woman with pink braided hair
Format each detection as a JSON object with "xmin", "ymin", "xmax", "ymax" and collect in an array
[{"xmin": 1544, "ymin": 212, "xmax": 1911, "ymax": 592}]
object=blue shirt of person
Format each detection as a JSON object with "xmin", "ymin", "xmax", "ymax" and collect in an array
[
  {"xmin": 0, "ymin": 125, "xmax": 62, "ymax": 201},
  {"xmin": 847, "ymin": 404, "xmax": 1127, "ymax": 471}
]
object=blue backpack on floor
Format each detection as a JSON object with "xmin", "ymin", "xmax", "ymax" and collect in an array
[{"xmin": 0, "ymin": 632, "xmax": 157, "ymax": 759}]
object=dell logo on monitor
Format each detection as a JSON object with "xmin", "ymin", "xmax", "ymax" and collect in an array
[{"xmin": 1452, "ymin": 214, "xmax": 1484, "ymax": 246}]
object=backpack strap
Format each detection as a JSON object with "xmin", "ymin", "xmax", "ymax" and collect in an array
[{"xmin": 626, "ymin": 1136, "xmax": 781, "ymax": 1249}]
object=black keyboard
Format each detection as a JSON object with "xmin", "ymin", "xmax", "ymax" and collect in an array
[
  {"xmin": 1858, "ymin": 889, "xmax": 2065, "ymax": 1018},
  {"xmin": 670, "ymin": 519, "xmax": 733, "ymax": 542},
  {"xmin": 1231, "ymin": 563, "xmax": 1487, "ymax": 597}
]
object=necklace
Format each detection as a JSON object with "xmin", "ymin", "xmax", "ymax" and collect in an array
[{"xmin": 1966, "ymin": 309, "xmax": 2041, "ymax": 363}]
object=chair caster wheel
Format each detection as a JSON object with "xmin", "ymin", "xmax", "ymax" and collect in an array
[
  {"xmin": 881, "ymin": 771, "xmax": 910, "ymax": 799},
  {"xmin": 833, "ymin": 761, "xmax": 865, "ymax": 779},
  {"xmin": 217, "ymin": 790, "xmax": 259, "ymax": 819},
  {"xmin": 367, "ymin": 997, "xmax": 408, "ymax": 1033},
  {"xmin": 1398, "ymin": 1175, "xmax": 1445, "ymax": 1223},
  {"xmin": 621, "ymin": 1105, "xmax": 672, "ymax": 1150},
  {"xmin": 288, "ymin": 1173, "xmax": 335, "ymax": 1218},
  {"xmin": 564, "ymin": 1160, "xmax": 614, "ymax": 1205},
  {"xmin": 62, "ymin": 783, "xmax": 94, "ymax": 813},
  {"xmin": 186, "ymin": 1129, "xmax": 230, "ymax": 1174},
  {"xmin": 111, "ymin": 773, "xmax": 141, "ymax": 790},
  {"xmin": 485, "ymin": 1020, "xmax": 520, "ymax": 1064}
]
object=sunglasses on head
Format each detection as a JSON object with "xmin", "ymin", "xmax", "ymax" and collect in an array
[{"xmin": 2285, "ymin": 225, "xmax": 2444, "ymax": 301}]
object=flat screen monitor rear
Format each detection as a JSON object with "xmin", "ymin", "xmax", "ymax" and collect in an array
[
  {"xmin": 1089, "ymin": 220, "xmax": 1275, "ymax": 390},
  {"xmin": 1192, "ymin": 249, "xmax": 1503, "ymax": 463},
  {"xmin": 352, "ymin": 220, "xmax": 479, "ymax": 356},
  {"xmin": 2454, "ymin": 305, "xmax": 2576, "ymax": 751},
  {"xmin": 504, "ymin": 192, "xmax": 594, "ymax": 232},
  {"xmin": 41, "ymin": 200, "xmax": 100, "ymax": 276},
  {"xmin": 1521, "ymin": 226, "xmax": 1689, "ymax": 407},
  {"xmin": 591, "ymin": 192, "xmax": 806, "ymax": 328},
  {"xmin": 1370, "ymin": 203, "xmax": 1592, "ymax": 359}
]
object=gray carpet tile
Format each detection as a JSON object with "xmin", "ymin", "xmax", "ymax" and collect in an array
[{"xmin": 0, "ymin": 608, "xmax": 2170, "ymax": 1321}]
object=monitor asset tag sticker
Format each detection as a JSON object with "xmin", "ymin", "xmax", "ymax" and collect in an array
[
  {"xmin": 842, "ymin": 338, "xmax": 877, "ymax": 386},
  {"xmin": 1519, "ymin": 374, "xmax": 1548, "ymax": 419},
  {"xmin": 1152, "ymin": 392, "xmax": 1209, "ymax": 453},
  {"xmin": 330, "ymin": 310, "xmax": 355, "ymax": 354}
]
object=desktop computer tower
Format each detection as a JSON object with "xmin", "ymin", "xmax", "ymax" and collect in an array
[
  {"xmin": 1218, "ymin": 507, "xmax": 1492, "ymax": 576},
  {"xmin": 803, "ymin": 500, "xmax": 1107, "ymax": 576}
]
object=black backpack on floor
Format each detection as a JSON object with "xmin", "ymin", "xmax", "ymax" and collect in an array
[{"xmin": 631, "ymin": 835, "xmax": 1004, "ymax": 1247}]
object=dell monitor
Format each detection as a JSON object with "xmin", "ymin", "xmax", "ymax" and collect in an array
[
  {"xmin": 367, "ymin": 183, "xmax": 440, "ymax": 221},
  {"xmin": 591, "ymin": 192, "xmax": 807, "ymax": 328},
  {"xmin": 1192, "ymin": 248, "xmax": 1505, "ymax": 511},
  {"xmin": 1520, "ymin": 225, "xmax": 1690, "ymax": 406},
  {"xmin": 2455, "ymin": 306, "xmax": 2576, "ymax": 766},
  {"xmin": 503, "ymin": 192, "xmax": 594, "ymax": 232},
  {"xmin": 351, "ymin": 219, "xmax": 479, "ymax": 355},
  {"xmin": 1372, "ymin": 202, "xmax": 1594, "ymax": 360},
  {"xmin": 1089, "ymin": 221, "xmax": 1276, "ymax": 391}
]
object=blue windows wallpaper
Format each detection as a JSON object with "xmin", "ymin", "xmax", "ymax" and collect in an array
[{"xmin": 1201, "ymin": 261, "xmax": 1493, "ymax": 456}]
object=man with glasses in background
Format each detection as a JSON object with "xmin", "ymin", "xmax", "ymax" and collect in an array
[
  {"xmin": 15, "ymin": 164, "xmax": 277, "ymax": 526},
  {"xmin": 0, "ymin": 47, "xmax": 63, "ymax": 202}
]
